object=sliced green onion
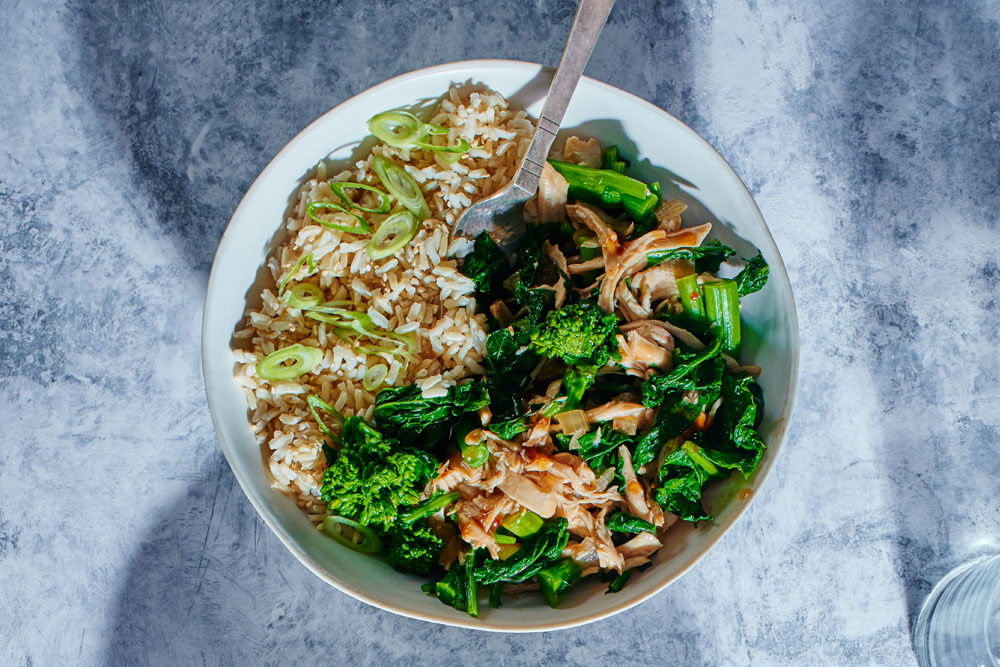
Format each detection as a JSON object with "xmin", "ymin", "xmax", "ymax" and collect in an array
[
  {"xmin": 368, "ymin": 111, "xmax": 423, "ymax": 147},
  {"xmin": 677, "ymin": 273, "xmax": 705, "ymax": 321},
  {"xmin": 255, "ymin": 344, "xmax": 323, "ymax": 382},
  {"xmin": 372, "ymin": 155, "xmax": 430, "ymax": 220},
  {"xmin": 366, "ymin": 209, "xmax": 421, "ymax": 260},
  {"xmin": 278, "ymin": 253, "xmax": 316, "ymax": 295},
  {"xmin": 362, "ymin": 363, "xmax": 388, "ymax": 391},
  {"xmin": 329, "ymin": 182, "xmax": 391, "ymax": 214},
  {"xmin": 702, "ymin": 278, "xmax": 741, "ymax": 355},
  {"xmin": 368, "ymin": 111, "xmax": 470, "ymax": 155},
  {"xmin": 322, "ymin": 515, "xmax": 382, "ymax": 554},
  {"xmin": 285, "ymin": 282, "xmax": 323, "ymax": 309},
  {"xmin": 305, "ymin": 311, "xmax": 349, "ymax": 326},
  {"xmin": 399, "ymin": 491, "xmax": 461, "ymax": 525},
  {"xmin": 578, "ymin": 238, "xmax": 602, "ymax": 262},
  {"xmin": 501, "ymin": 511, "xmax": 544, "ymax": 538},
  {"xmin": 605, "ymin": 569, "xmax": 633, "ymax": 594},
  {"xmin": 306, "ymin": 394, "xmax": 343, "ymax": 443},
  {"xmin": 413, "ymin": 123, "xmax": 471, "ymax": 154},
  {"xmin": 494, "ymin": 533, "xmax": 516, "ymax": 545},
  {"xmin": 306, "ymin": 201, "xmax": 371, "ymax": 234}
]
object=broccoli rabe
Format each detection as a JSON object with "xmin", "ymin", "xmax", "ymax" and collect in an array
[
  {"xmin": 529, "ymin": 300, "xmax": 618, "ymax": 366},
  {"xmin": 382, "ymin": 519, "xmax": 444, "ymax": 576},
  {"xmin": 319, "ymin": 417, "xmax": 436, "ymax": 530}
]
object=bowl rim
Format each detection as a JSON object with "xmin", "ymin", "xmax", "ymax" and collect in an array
[{"xmin": 202, "ymin": 58, "xmax": 800, "ymax": 632}]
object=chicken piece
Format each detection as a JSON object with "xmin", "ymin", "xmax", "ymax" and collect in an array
[
  {"xmin": 615, "ymin": 280, "xmax": 652, "ymax": 321},
  {"xmin": 497, "ymin": 471, "xmax": 558, "ymax": 518},
  {"xmin": 455, "ymin": 499, "xmax": 501, "ymax": 559},
  {"xmin": 616, "ymin": 531, "xmax": 662, "ymax": 561},
  {"xmin": 536, "ymin": 162, "xmax": 569, "ymax": 222},
  {"xmin": 618, "ymin": 330, "xmax": 671, "ymax": 376},
  {"xmin": 630, "ymin": 260, "xmax": 693, "ymax": 311},
  {"xmin": 567, "ymin": 256, "xmax": 605, "ymax": 274},
  {"xmin": 618, "ymin": 445, "xmax": 665, "ymax": 527},
  {"xmin": 563, "ymin": 537, "xmax": 602, "ymax": 569},
  {"xmin": 598, "ymin": 223, "xmax": 713, "ymax": 314},
  {"xmin": 586, "ymin": 401, "xmax": 648, "ymax": 423},
  {"xmin": 567, "ymin": 203, "xmax": 619, "ymax": 270},
  {"xmin": 593, "ymin": 508, "xmax": 626, "ymax": 572},
  {"xmin": 653, "ymin": 198, "xmax": 688, "ymax": 232},
  {"xmin": 544, "ymin": 241, "xmax": 570, "ymax": 308},
  {"xmin": 563, "ymin": 136, "xmax": 603, "ymax": 167}
]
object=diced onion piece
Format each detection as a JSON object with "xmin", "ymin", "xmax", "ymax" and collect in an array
[
  {"xmin": 255, "ymin": 344, "xmax": 323, "ymax": 382},
  {"xmin": 329, "ymin": 182, "xmax": 391, "ymax": 214},
  {"xmin": 322, "ymin": 516, "xmax": 382, "ymax": 554},
  {"xmin": 366, "ymin": 209, "xmax": 421, "ymax": 260},
  {"xmin": 372, "ymin": 156, "xmax": 430, "ymax": 220},
  {"xmin": 555, "ymin": 409, "xmax": 589, "ymax": 436},
  {"xmin": 613, "ymin": 416, "xmax": 639, "ymax": 436},
  {"xmin": 362, "ymin": 364, "xmax": 388, "ymax": 392},
  {"xmin": 306, "ymin": 201, "xmax": 371, "ymax": 234},
  {"xmin": 285, "ymin": 282, "xmax": 323, "ymax": 309}
]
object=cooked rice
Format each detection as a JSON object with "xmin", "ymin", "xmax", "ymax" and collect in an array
[{"xmin": 233, "ymin": 85, "xmax": 533, "ymax": 518}]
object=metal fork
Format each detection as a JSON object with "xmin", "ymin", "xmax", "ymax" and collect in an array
[{"xmin": 452, "ymin": 0, "xmax": 616, "ymax": 252}]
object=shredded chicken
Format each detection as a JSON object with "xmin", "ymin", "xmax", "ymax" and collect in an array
[
  {"xmin": 544, "ymin": 241, "xmax": 570, "ymax": 308},
  {"xmin": 567, "ymin": 256, "xmax": 605, "ymax": 273},
  {"xmin": 618, "ymin": 330, "xmax": 672, "ymax": 376},
  {"xmin": 566, "ymin": 203, "xmax": 619, "ymax": 273},
  {"xmin": 563, "ymin": 136, "xmax": 602, "ymax": 167},
  {"xmin": 536, "ymin": 162, "xmax": 569, "ymax": 222},
  {"xmin": 618, "ymin": 445, "xmax": 665, "ymax": 527},
  {"xmin": 616, "ymin": 530, "xmax": 662, "ymax": 561},
  {"xmin": 653, "ymin": 198, "xmax": 688, "ymax": 232},
  {"xmin": 586, "ymin": 401, "xmax": 648, "ymax": 423}
]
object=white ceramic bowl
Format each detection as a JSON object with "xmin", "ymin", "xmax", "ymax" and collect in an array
[{"xmin": 202, "ymin": 60, "xmax": 799, "ymax": 631}]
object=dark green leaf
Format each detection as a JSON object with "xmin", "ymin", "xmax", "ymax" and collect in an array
[
  {"xmin": 735, "ymin": 252, "xmax": 769, "ymax": 296},
  {"xmin": 645, "ymin": 239, "xmax": 736, "ymax": 274},
  {"xmin": 460, "ymin": 232, "xmax": 509, "ymax": 295},
  {"xmin": 474, "ymin": 518, "xmax": 570, "ymax": 585},
  {"xmin": 372, "ymin": 381, "xmax": 489, "ymax": 447},
  {"xmin": 606, "ymin": 511, "xmax": 656, "ymax": 534}
]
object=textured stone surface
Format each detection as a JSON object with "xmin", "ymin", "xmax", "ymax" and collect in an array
[{"xmin": 2, "ymin": 0, "xmax": 999, "ymax": 664}]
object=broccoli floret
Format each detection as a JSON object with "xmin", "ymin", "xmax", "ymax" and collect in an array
[
  {"xmin": 320, "ymin": 417, "xmax": 436, "ymax": 530},
  {"xmin": 529, "ymin": 300, "xmax": 618, "ymax": 366},
  {"xmin": 382, "ymin": 519, "xmax": 444, "ymax": 576}
]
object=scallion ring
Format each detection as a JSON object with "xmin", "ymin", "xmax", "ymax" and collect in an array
[
  {"xmin": 306, "ymin": 201, "xmax": 371, "ymax": 234},
  {"xmin": 361, "ymin": 364, "xmax": 388, "ymax": 392},
  {"xmin": 255, "ymin": 344, "xmax": 323, "ymax": 382},
  {"xmin": 306, "ymin": 394, "xmax": 343, "ymax": 443},
  {"xmin": 413, "ymin": 123, "xmax": 471, "ymax": 154},
  {"xmin": 368, "ymin": 111, "xmax": 423, "ymax": 147},
  {"xmin": 285, "ymin": 282, "xmax": 323, "ymax": 309},
  {"xmin": 278, "ymin": 253, "xmax": 316, "ymax": 295},
  {"xmin": 329, "ymin": 182, "xmax": 391, "ymax": 214},
  {"xmin": 366, "ymin": 210, "xmax": 420, "ymax": 260},
  {"xmin": 372, "ymin": 156, "xmax": 430, "ymax": 220},
  {"xmin": 322, "ymin": 516, "xmax": 382, "ymax": 554}
]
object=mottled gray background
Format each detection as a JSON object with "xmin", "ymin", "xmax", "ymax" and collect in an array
[{"xmin": 2, "ymin": 0, "xmax": 999, "ymax": 665}]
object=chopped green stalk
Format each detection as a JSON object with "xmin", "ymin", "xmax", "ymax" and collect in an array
[
  {"xmin": 501, "ymin": 510, "xmax": 544, "ymax": 538},
  {"xmin": 305, "ymin": 201, "xmax": 371, "ymax": 234},
  {"xmin": 702, "ymin": 279, "xmax": 741, "ymax": 355},
  {"xmin": 329, "ymin": 182, "xmax": 391, "ymax": 214},
  {"xmin": 285, "ymin": 282, "xmax": 324, "ymax": 309},
  {"xmin": 601, "ymin": 145, "xmax": 627, "ymax": 174},
  {"xmin": 372, "ymin": 155, "xmax": 430, "ymax": 220},
  {"xmin": 465, "ymin": 549, "xmax": 479, "ymax": 617},
  {"xmin": 489, "ymin": 582, "xmax": 504, "ymax": 608},
  {"xmin": 494, "ymin": 533, "xmax": 516, "ymax": 545},
  {"xmin": 256, "ymin": 344, "xmax": 323, "ymax": 382},
  {"xmin": 366, "ymin": 209, "xmax": 421, "ymax": 260},
  {"xmin": 605, "ymin": 569, "xmax": 632, "ymax": 594},
  {"xmin": 549, "ymin": 159, "xmax": 658, "ymax": 222},
  {"xmin": 681, "ymin": 440, "xmax": 719, "ymax": 475},
  {"xmin": 461, "ymin": 441, "xmax": 489, "ymax": 468},
  {"xmin": 306, "ymin": 394, "xmax": 344, "ymax": 443},
  {"xmin": 677, "ymin": 273, "xmax": 705, "ymax": 321},
  {"xmin": 436, "ymin": 577, "xmax": 462, "ymax": 607},
  {"xmin": 537, "ymin": 558, "xmax": 582, "ymax": 608},
  {"xmin": 399, "ymin": 491, "xmax": 461, "ymax": 524},
  {"xmin": 322, "ymin": 516, "xmax": 383, "ymax": 554},
  {"xmin": 578, "ymin": 238, "xmax": 602, "ymax": 261}
]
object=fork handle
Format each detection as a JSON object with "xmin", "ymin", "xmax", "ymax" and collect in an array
[{"xmin": 512, "ymin": 0, "xmax": 616, "ymax": 195}]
